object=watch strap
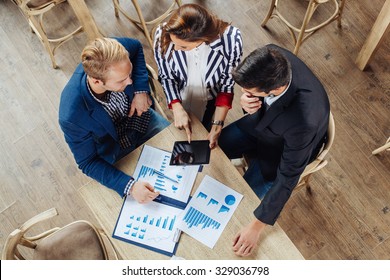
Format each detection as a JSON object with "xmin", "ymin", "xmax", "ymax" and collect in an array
[{"xmin": 211, "ymin": 120, "xmax": 224, "ymax": 126}]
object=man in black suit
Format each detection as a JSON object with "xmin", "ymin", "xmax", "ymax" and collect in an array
[{"xmin": 219, "ymin": 44, "xmax": 330, "ymax": 257}]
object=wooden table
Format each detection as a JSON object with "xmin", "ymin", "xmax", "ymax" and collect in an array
[
  {"xmin": 78, "ymin": 116, "xmax": 304, "ymax": 260},
  {"xmin": 68, "ymin": 0, "xmax": 103, "ymax": 41},
  {"xmin": 355, "ymin": 0, "xmax": 390, "ymax": 70}
]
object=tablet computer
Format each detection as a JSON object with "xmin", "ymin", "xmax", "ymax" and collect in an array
[{"xmin": 170, "ymin": 140, "xmax": 211, "ymax": 165}]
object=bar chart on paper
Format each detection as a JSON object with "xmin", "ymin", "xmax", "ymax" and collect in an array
[
  {"xmin": 125, "ymin": 213, "xmax": 177, "ymax": 234},
  {"xmin": 178, "ymin": 176, "xmax": 243, "ymax": 248},
  {"xmin": 137, "ymin": 164, "xmax": 182, "ymax": 192},
  {"xmin": 113, "ymin": 196, "xmax": 183, "ymax": 255}
]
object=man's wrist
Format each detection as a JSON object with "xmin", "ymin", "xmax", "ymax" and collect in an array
[
  {"xmin": 123, "ymin": 178, "xmax": 136, "ymax": 198},
  {"xmin": 251, "ymin": 218, "xmax": 267, "ymax": 231}
]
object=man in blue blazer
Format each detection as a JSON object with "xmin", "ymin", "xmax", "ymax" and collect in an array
[
  {"xmin": 59, "ymin": 37, "xmax": 169, "ymax": 203},
  {"xmin": 219, "ymin": 44, "xmax": 330, "ymax": 256}
]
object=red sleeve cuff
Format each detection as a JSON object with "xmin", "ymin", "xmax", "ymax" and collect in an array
[
  {"xmin": 168, "ymin": 99, "xmax": 181, "ymax": 109},
  {"xmin": 215, "ymin": 92, "xmax": 233, "ymax": 108}
]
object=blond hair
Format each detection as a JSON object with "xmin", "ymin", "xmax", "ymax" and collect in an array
[{"xmin": 81, "ymin": 38, "xmax": 129, "ymax": 82}]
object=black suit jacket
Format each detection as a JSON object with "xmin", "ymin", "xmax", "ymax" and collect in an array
[{"xmin": 237, "ymin": 44, "xmax": 330, "ymax": 225}]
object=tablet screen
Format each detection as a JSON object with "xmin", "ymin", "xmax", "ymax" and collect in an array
[{"xmin": 170, "ymin": 140, "xmax": 210, "ymax": 165}]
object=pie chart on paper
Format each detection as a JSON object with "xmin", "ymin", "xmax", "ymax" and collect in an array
[{"xmin": 224, "ymin": 195, "xmax": 236, "ymax": 206}]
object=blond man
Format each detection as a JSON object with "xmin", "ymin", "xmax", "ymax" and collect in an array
[{"xmin": 59, "ymin": 38, "xmax": 169, "ymax": 203}]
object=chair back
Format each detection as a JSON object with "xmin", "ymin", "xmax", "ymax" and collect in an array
[
  {"xmin": 2, "ymin": 208, "xmax": 118, "ymax": 260},
  {"xmin": 146, "ymin": 64, "xmax": 168, "ymax": 119},
  {"xmin": 295, "ymin": 111, "xmax": 335, "ymax": 190}
]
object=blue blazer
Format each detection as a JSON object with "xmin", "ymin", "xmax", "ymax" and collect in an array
[
  {"xmin": 154, "ymin": 25, "xmax": 243, "ymax": 105},
  {"xmin": 59, "ymin": 38, "xmax": 149, "ymax": 195},
  {"xmin": 237, "ymin": 44, "xmax": 330, "ymax": 225}
]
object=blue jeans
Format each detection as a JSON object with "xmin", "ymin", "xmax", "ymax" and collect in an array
[
  {"xmin": 118, "ymin": 109, "xmax": 170, "ymax": 159},
  {"xmin": 219, "ymin": 121, "xmax": 274, "ymax": 199}
]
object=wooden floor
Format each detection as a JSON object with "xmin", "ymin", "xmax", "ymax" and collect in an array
[{"xmin": 0, "ymin": 0, "xmax": 389, "ymax": 259}]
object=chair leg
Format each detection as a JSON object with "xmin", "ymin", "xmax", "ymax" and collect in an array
[
  {"xmin": 28, "ymin": 15, "xmax": 58, "ymax": 69},
  {"xmin": 294, "ymin": 173, "xmax": 313, "ymax": 194},
  {"xmin": 261, "ymin": 0, "xmax": 277, "ymax": 27},
  {"xmin": 372, "ymin": 137, "xmax": 390, "ymax": 155},
  {"xmin": 304, "ymin": 174, "xmax": 312, "ymax": 192},
  {"xmin": 293, "ymin": 0, "xmax": 318, "ymax": 54},
  {"xmin": 131, "ymin": 0, "xmax": 154, "ymax": 48},
  {"xmin": 337, "ymin": 0, "xmax": 346, "ymax": 28},
  {"xmin": 113, "ymin": 0, "xmax": 180, "ymax": 49},
  {"xmin": 263, "ymin": 0, "xmax": 344, "ymax": 55},
  {"xmin": 112, "ymin": 0, "xmax": 120, "ymax": 17}
]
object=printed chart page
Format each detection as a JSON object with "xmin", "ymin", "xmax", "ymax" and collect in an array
[
  {"xmin": 113, "ymin": 196, "xmax": 182, "ymax": 256},
  {"xmin": 177, "ymin": 175, "xmax": 243, "ymax": 248},
  {"xmin": 133, "ymin": 145, "xmax": 199, "ymax": 205}
]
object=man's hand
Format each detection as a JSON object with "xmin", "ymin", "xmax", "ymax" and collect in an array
[
  {"xmin": 232, "ymin": 219, "xmax": 266, "ymax": 257},
  {"xmin": 129, "ymin": 93, "xmax": 152, "ymax": 117},
  {"xmin": 240, "ymin": 90, "xmax": 262, "ymax": 114},
  {"xmin": 172, "ymin": 103, "xmax": 192, "ymax": 143},
  {"xmin": 130, "ymin": 181, "xmax": 159, "ymax": 204}
]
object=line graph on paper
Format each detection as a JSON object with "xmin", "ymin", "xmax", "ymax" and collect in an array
[{"xmin": 147, "ymin": 235, "xmax": 172, "ymax": 243}]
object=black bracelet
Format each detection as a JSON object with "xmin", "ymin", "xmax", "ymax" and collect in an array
[{"xmin": 211, "ymin": 120, "xmax": 224, "ymax": 127}]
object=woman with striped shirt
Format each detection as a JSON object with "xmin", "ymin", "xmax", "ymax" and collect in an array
[{"xmin": 154, "ymin": 3, "xmax": 243, "ymax": 148}]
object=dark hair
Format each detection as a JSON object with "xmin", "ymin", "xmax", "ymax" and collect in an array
[
  {"xmin": 232, "ymin": 46, "xmax": 291, "ymax": 93},
  {"xmin": 160, "ymin": 4, "xmax": 229, "ymax": 55}
]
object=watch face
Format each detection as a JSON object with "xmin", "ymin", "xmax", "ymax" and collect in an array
[
  {"xmin": 212, "ymin": 120, "xmax": 224, "ymax": 126},
  {"xmin": 170, "ymin": 140, "xmax": 210, "ymax": 166}
]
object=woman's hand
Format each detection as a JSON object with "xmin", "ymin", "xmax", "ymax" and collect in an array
[
  {"xmin": 172, "ymin": 103, "xmax": 192, "ymax": 143},
  {"xmin": 207, "ymin": 125, "xmax": 223, "ymax": 149}
]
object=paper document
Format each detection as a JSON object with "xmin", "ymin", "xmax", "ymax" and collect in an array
[
  {"xmin": 177, "ymin": 175, "xmax": 243, "ymax": 248},
  {"xmin": 113, "ymin": 145, "xmax": 200, "ymax": 256},
  {"xmin": 133, "ymin": 145, "xmax": 199, "ymax": 206},
  {"xmin": 113, "ymin": 196, "xmax": 182, "ymax": 256}
]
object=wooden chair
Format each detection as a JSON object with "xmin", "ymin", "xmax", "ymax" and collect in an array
[
  {"xmin": 294, "ymin": 111, "xmax": 335, "ymax": 192},
  {"xmin": 261, "ymin": 0, "xmax": 346, "ymax": 54},
  {"xmin": 11, "ymin": 0, "xmax": 84, "ymax": 69},
  {"xmin": 146, "ymin": 64, "xmax": 168, "ymax": 119},
  {"xmin": 2, "ymin": 208, "xmax": 119, "ymax": 260},
  {"xmin": 233, "ymin": 112, "xmax": 335, "ymax": 192},
  {"xmin": 112, "ymin": 0, "xmax": 181, "ymax": 49},
  {"xmin": 372, "ymin": 137, "xmax": 390, "ymax": 155}
]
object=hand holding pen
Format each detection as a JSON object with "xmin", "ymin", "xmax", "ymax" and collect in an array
[{"xmin": 130, "ymin": 181, "xmax": 160, "ymax": 204}]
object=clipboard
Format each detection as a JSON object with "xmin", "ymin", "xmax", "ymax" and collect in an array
[
  {"xmin": 112, "ymin": 196, "xmax": 184, "ymax": 256},
  {"xmin": 112, "ymin": 145, "xmax": 199, "ymax": 256}
]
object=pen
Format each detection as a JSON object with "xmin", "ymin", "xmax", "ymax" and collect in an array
[
  {"xmin": 172, "ymin": 229, "xmax": 181, "ymax": 243},
  {"xmin": 152, "ymin": 169, "xmax": 179, "ymax": 183}
]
